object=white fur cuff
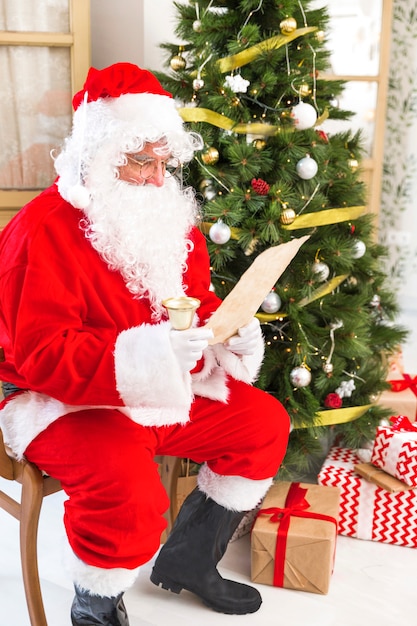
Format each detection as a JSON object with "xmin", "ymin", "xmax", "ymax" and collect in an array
[
  {"xmin": 197, "ymin": 463, "xmax": 273, "ymax": 512},
  {"xmin": 212, "ymin": 335, "xmax": 264, "ymax": 384},
  {"xmin": 114, "ymin": 321, "xmax": 193, "ymax": 425},
  {"xmin": 65, "ymin": 546, "xmax": 140, "ymax": 597}
]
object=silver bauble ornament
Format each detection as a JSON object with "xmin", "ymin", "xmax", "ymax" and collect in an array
[
  {"xmin": 193, "ymin": 77, "xmax": 205, "ymax": 90},
  {"xmin": 296, "ymin": 155, "xmax": 318, "ymax": 180},
  {"xmin": 209, "ymin": 220, "xmax": 231, "ymax": 244},
  {"xmin": 351, "ymin": 239, "xmax": 366, "ymax": 259},
  {"xmin": 193, "ymin": 19, "xmax": 202, "ymax": 32},
  {"xmin": 290, "ymin": 365, "xmax": 312, "ymax": 388},
  {"xmin": 291, "ymin": 102, "xmax": 317, "ymax": 130},
  {"xmin": 203, "ymin": 185, "xmax": 216, "ymax": 201},
  {"xmin": 322, "ymin": 362, "xmax": 334, "ymax": 374},
  {"xmin": 261, "ymin": 291, "xmax": 282, "ymax": 314},
  {"xmin": 312, "ymin": 260, "xmax": 330, "ymax": 282}
]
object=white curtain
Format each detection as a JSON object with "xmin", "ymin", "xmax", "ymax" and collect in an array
[
  {"xmin": 0, "ymin": 0, "xmax": 72, "ymax": 189},
  {"xmin": 380, "ymin": 0, "xmax": 417, "ymax": 371}
]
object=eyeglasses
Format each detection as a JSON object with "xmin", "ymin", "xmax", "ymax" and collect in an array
[{"xmin": 125, "ymin": 154, "xmax": 182, "ymax": 179}]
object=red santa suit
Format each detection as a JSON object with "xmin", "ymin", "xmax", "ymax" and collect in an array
[{"xmin": 0, "ymin": 64, "xmax": 290, "ymax": 597}]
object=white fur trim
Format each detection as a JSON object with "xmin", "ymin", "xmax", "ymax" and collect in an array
[
  {"xmin": 64, "ymin": 545, "xmax": 139, "ymax": 597},
  {"xmin": 212, "ymin": 335, "xmax": 264, "ymax": 384},
  {"xmin": 0, "ymin": 392, "xmax": 92, "ymax": 460},
  {"xmin": 114, "ymin": 321, "xmax": 193, "ymax": 426},
  {"xmin": 106, "ymin": 93, "xmax": 185, "ymax": 143},
  {"xmin": 191, "ymin": 345, "xmax": 229, "ymax": 402},
  {"xmin": 197, "ymin": 463, "xmax": 273, "ymax": 512}
]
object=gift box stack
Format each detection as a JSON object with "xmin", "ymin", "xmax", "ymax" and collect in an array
[
  {"xmin": 251, "ymin": 481, "xmax": 340, "ymax": 594},
  {"xmin": 318, "ymin": 439, "xmax": 417, "ymax": 548}
]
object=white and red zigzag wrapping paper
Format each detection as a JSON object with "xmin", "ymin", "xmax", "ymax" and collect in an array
[
  {"xmin": 318, "ymin": 446, "xmax": 417, "ymax": 548},
  {"xmin": 371, "ymin": 425, "xmax": 417, "ymax": 488}
]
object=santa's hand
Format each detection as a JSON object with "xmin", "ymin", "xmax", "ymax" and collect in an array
[
  {"xmin": 224, "ymin": 318, "xmax": 262, "ymax": 356},
  {"xmin": 170, "ymin": 327, "xmax": 213, "ymax": 372}
]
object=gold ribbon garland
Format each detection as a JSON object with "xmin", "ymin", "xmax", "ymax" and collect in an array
[
  {"xmin": 217, "ymin": 27, "xmax": 318, "ymax": 72},
  {"xmin": 179, "ymin": 106, "xmax": 329, "ymax": 135},
  {"xmin": 255, "ymin": 274, "xmax": 348, "ymax": 322},
  {"xmin": 282, "ymin": 205, "xmax": 366, "ymax": 230},
  {"xmin": 297, "ymin": 274, "xmax": 349, "ymax": 307},
  {"xmin": 292, "ymin": 404, "xmax": 373, "ymax": 429},
  {"xmin": 179, "ymin": 107, "xmax": 280, "ymax": 135},
  {"xmin": 201, "ymin": 205, "xmax": 365, "ymax": 242}
]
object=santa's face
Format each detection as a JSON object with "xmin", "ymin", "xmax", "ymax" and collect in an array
[
  {"xmin": 118, "ymin": 142, "xmax": 181, "ymax": 188},
  {"xmin": 80, "ymin": 140, "xmax": 199, "ymax": 321}
]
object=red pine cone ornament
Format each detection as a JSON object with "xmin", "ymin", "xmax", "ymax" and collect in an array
[{"xmin": 251, "ymin": 178, "xmax": 270, "ymax": 195}]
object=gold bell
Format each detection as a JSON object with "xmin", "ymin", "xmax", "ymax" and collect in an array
[{"xmin": 162, "ymin": 297, "xmax": 201, "ymax": 330}]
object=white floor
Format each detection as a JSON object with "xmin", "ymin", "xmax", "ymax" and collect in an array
[{"xmin": 0, "ymin": 480, "xmax": 415, "ymax": 626}]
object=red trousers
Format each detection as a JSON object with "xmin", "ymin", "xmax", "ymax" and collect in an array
[{"xmin": 25, "ymin": 379, "xmax": 289, "ymax": 570}]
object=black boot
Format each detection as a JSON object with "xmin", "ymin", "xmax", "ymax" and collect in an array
[
  {"xmin": 150, "ymin": 487, "xmax": 262, "ymax": 614},
  {"xmin": 71, "ymin": 585, "xmax": 130, "ymax": 625}
]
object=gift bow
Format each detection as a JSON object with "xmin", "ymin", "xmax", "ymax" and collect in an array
[
  {"xmin": 389, "ymin": 373, "xmax": 417, "ymax": 395},
  {"xmin": 389, "ymin": 414, "xmax": 417, "ymax": 432},
  {"xmin": 257, "ymin": 482, "xmax": 337, "ymax": 587}
]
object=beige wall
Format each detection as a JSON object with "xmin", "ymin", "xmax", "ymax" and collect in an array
[{"xmin": 90, "ymin": 0, "xmax": 182, "ymax": 72}]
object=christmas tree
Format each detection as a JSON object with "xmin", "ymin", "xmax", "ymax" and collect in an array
[{"xmin": 155, "ymin": 0, "xmax": 407, "ymax": 479}]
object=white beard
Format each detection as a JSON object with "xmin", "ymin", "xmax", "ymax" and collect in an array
[{"xmin": 80, "ymin": 163, "xmax": 199, "ymax": 320}]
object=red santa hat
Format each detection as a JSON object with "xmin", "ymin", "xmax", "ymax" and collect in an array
[
  {"xmin": 56, "ymin": 63, "xmax": 199, "ymax": 209},
  {"xmin": 72, "ymin": 63, "xmax": 173, "ymax": 110}
]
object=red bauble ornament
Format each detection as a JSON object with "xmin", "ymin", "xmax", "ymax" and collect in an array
[
  {"xmin": 316, "ymin": 129, "xmax": 329, "ymax": 143},
  {"xmin": 324, "ymin": 393, "xmax": 342, "ymax": 409}
]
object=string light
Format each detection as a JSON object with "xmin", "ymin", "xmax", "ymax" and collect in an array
[{"xmin": 237, "ymin": 0, "xmax": 264, "ymax": 41}]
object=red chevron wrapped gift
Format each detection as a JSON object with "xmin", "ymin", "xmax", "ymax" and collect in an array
[
  {"xmin": 251, "ymin": 481, "xmax": 340, "ymax": 594},
  {"xmin": 371, "ymin": 416, "xmax": 417, "ymax": 488},
  {"xmin": 318, "ymin": 446, "xmax": 417, "ymax": 548}
]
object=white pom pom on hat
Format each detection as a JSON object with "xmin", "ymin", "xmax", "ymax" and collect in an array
[{"xmin": 67, "ymin": 183, "xmax": 91, "ymax": 209}]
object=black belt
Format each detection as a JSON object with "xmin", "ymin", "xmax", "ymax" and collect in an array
[{"xmin": 2, "ymin": 382, "xmax": 25, "ymax": 398}]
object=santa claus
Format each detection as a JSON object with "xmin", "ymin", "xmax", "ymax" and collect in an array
[{"xmin": 0, "ymin": 63, "xmax": 290, "ymax": 625}]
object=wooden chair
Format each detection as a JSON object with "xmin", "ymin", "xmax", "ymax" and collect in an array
[
  {"xmin": 0, "ymin": 427, "xmax": 62, "ymax": 626},
  {"xmin": 0, "ymin": 426, "xmax": 181, "ymax": 625}
]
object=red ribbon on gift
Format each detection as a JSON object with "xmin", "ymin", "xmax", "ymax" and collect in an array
[
  {"xmin": 389, "ymin": 374, "xmax": 417, "ymax": 419},
  {"xmin": 257, "ymin": 482, "xmax": 338, "ymax": 587},
  {"xmin": 389, "ymin": 373, "xmax": 417, "ymax": 395},
  {"xmin": 389, "ymin": 414, "xmax": 417, "ymax": 431}
]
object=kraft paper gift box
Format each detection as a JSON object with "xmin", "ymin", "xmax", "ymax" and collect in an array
[
  {"xmin": 377, "ymin": 356, "xmax": 417, "ymax": 421},
  {"xmin": 371, "ymin": 416, "xmax": 417, "ymax": 488},
  {"xmin": 318, "ymin": 446, "xmax": 417, "ymax": 548},
  {"xmin": 251, "ymin": 481, "xmax": 340, "ymax": 594}
]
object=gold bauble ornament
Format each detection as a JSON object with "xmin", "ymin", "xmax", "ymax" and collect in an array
[
  {"xmin": 315, "ymin": 30, "xmax": 325, "ymax": 43},
  {"xmin": 201, "ymin": 146, "xmax": 219, "ymax": 165},
  {"xmin": 280, "ymin": 208, "xmax": 296, "ymax": 225},
  {"xmin": 170, "ymin": 54, "xmax": 186, "ymax": 71},
  {"xmin": 253, "ymin": 139, "xmax": 266, "ymax": 150},
  {"xmin": 298, "ymin": 82, "xmax": 311, "ymax": 97},
  {"xmin": 199, "ymin": 178, "xmax": 212, "ymax": 190},
  {"xmin": 280, "ymin": 17, "xmax": 297, "ymax": 35},
  {"xmin": 348, "ymin": 158, "xmax": 359, "ymax": 172}
]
